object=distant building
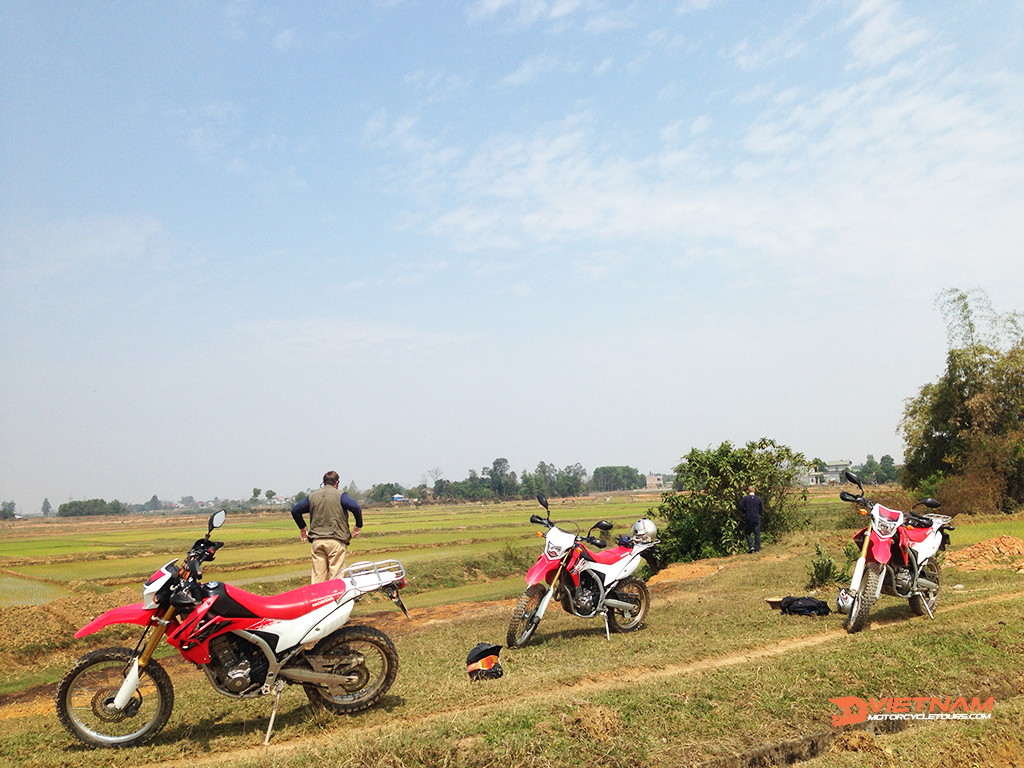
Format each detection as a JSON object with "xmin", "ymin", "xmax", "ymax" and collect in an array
[
  {"xmin": 645, "ymin": 474, "xmax": 673, "ymax": 491},
  {"xmin": 800, "ymin": 460, "xmax": 852, "ymax": 486},
  {"xmin": 824, "ymin": 460, "xmax": 853, "ymax": 484}
]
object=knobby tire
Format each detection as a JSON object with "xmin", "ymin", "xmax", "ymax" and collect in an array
[
  {"xmin": 506, "ymin": 584, "xmax": 546, "ymax": 648},
  {"xmin": 55, "ymin": 647, "xmax": 174, "ymax": 748},
  {"xmin": 301, "ymin": 625, "xmax": 399, "ymax": 714}
]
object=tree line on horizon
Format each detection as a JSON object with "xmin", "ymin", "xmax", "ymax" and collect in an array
[
  {"xmin": 4, "ymin": 289, "xmax": 1020, "ymax": 520},
  {"xmin": 353, "ymin": 461, "xmax": 648, "ymax": 506}
]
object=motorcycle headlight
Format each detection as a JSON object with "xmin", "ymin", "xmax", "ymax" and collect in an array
[
  {"xmin": 545, "ymin": 541, "xmax": 565, "ymax": 558},
  {"xmin": 873, "ymin": 518, "xmax": 899, "ymax": 538}
]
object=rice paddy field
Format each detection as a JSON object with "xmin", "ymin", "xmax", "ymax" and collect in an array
[
  {"xmin": 0, "ymin": 494, "xmax": 663, "ymax": 609},
  {"xmin": 1, "ymin": 489, "xmax": 1023, "ymax": 768}
]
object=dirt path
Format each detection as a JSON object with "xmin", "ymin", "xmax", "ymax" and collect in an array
[
  {"xmin": 115, "ymin": 589, "xmax": 1022, "ymax": 768},
  {"xmin": 5, "ymin": 551, "xmax": 1018, "ymax": 767}
]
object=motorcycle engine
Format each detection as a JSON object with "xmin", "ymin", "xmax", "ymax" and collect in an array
[
  {"xmin": 572, "ymin": 570, "xmax": 603, "ymax": 615},
  {"xmin": 208, "ymin": 634, "xmax": 268, "ymax": 694},
  {"xmin": 895, "ymin": 567, "xmax": 913, "ymax": 593}
]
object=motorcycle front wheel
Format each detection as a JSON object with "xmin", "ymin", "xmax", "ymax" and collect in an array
[
  {"xmin": 607, "ymin": 576, "xmax": 650, "ymax": 633},
  {"xmin": 844, "ymin": 562, "xmax": 882, "ymax": 633},
  {"xmin": 506, "ymin": 584, "xmax": 546, "ymax": 648},
  {"xmin": 908, "ymin": 559, "xmax": 940, "ymax": 616},
  {"xmin": 55, "ymin": 647, "xmax": 174, "ymax": 748},
  {"xmin": 301, "ymin": 625, "xmax": 399, "ymax": 714}
]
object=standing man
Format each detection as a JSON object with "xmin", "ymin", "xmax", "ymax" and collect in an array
[
  {"xmin": 739, "ymin": 485, "xmax": 763, "ymax": 554},
  {"xmin": 291, "ymin": 470, "xmax": 363, "ymax": 583}
]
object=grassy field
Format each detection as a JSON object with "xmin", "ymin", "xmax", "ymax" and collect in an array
[{"xmin": 1, "ymin": 494, "xmax": 1022, "ymax": 768}]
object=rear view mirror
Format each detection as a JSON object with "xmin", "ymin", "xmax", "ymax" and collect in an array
[
  {"xmin": 594, "ymin": 520, "xmax": 614, "ymax": 532},
  {"xmin": 209, "ymin": 509, "xmax": 226, "ymax": 532},
  {"xmin": 536, "ymin": 494, "xmax": 549, "ymax": 511}
]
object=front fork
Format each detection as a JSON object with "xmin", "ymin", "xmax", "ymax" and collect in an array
[
  {"xmin": 848, "ymin": 532, "xmax": 872, "ymax": 592},
  {"xmin": 532, "ymin": 563, "xmax": 565, "ymax": 627},
  {"xmin": 111, "ymin": 605, "xmax": 176, "ymax": 710}
]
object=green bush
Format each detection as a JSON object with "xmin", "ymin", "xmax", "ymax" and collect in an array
[
  {"xmin": 656, "ymin": 438, "xmax": 808, "ymax": 563},
  {"xmin": 805, "ymin": 544, "xmax": 848, "ymax": 589}
]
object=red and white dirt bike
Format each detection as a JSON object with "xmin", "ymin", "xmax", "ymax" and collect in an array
[
  {"xmin": 506, "ymin": 495, "xmax": 659, "ymax": 648},
  {"xmin": 55, "ymin": 510, "xmax": 410, "ymax": 748},
  {"xmin": 836, "ymin": 470, "xmax": 954, "ymax": 633}
]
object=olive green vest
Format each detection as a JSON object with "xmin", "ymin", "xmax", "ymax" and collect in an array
[{"xmin": 306, "ymin": 486, "xmax": 352, "ymax": 543}]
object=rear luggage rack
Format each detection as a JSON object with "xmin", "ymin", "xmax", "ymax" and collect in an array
[
  {"xmin": 923, "ymin": 513, "xmax": 953, "ymax": 525},
  {"xmin": 340, "ymin": 559, "xmax": 406, "ymax": 590}
]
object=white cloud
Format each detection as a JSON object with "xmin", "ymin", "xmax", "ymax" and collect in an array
[
  {"xmin": 272, "ymin": 28, "xmax": 297, "ymax": 50},
  {"xmin": 1, "ymin": 216, "xmax": 169, "ymax": 289},
  {"xmin": 845, "ymin": 0, "xmax": 931, "ymax": 70},
  {"xmin": 500, "ymin": 53, "xmax": 575, "ymax": 86}
]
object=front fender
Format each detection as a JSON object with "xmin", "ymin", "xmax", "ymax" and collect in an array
[
  {"xmin": 74, "ymin": 603, "xmax": 156, "ymax": 639},
  {"xmin": 869, "ymin": 535, "xmax": 893, "ymax": 564},
  {"xmin": 525, "ymin": 557, "xmax": 560, "ymax": 587}
]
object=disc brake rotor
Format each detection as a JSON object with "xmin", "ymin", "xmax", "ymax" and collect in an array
[{"xmin": 90, "ymin": 689, "xmax": 140, "ymax": 721}]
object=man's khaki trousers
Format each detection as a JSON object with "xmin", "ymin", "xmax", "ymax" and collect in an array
[{"xmin": 310, "ymin": 537, "xmax": 347, "ymax": 583}]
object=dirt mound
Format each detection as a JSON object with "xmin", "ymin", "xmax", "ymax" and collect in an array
[
  {"xmin": 646, "ymin": 561, "xmax": 723, "ymax": 586},
  {"xmin": 0, "ymin": 586, "xmax": 140, "ymax": 651},
  {"xmin": 946, "ymin": 536, "xmax": 1024, "ymax": 572}
]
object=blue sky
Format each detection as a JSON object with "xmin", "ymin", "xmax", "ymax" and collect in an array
[{"xmin": 2, "ymin": 0, "xmax": 1022, "ymax": 510}]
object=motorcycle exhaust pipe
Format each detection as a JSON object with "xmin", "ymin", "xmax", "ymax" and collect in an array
[
  {"xmin": 916, "ymin": 577, "xmax": 939, "ymax": 591},
  {"xmin": 603, "ymin": 598, "xmax": 637, "ymax": 612},
  {"xmin": 279, "ymin": 668, "xmax": 357, "ymax": 686}
]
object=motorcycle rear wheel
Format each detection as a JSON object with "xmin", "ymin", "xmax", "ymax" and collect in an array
[
  {"xmin": 607, "ymin": 577, "xmax": 650, "ymax": 633},
  {"xmin": 301, "ymin": 625, "xmax": 399, "ymax": 714},
  {"xmin": 845, "ymin": 562, "xmax": 881, "ymax": 633},
  {"xmin": 506, "ymin": 584, "xmax": 546, "ymax": 648},
  {"xmin": 55, "ymin": 647, "xmax": 174, "ymax": 748},
  {"xmin": 908, "ymin": 559, "xmax": 940, "ymax": 616}
]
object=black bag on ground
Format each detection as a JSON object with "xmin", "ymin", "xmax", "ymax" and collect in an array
[{"xmin": 779, "ymin": 596, "xmax": 831, "ymax": 616}]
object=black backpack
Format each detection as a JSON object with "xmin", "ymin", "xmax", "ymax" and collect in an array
[{"xmin": 779, "ymin": 596, "xmax": 831, "ymax": 616}]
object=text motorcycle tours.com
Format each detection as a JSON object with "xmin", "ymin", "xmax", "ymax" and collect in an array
[{"xmin": 828, "ymin": 695, "xmax": 995, "ymax": 727}]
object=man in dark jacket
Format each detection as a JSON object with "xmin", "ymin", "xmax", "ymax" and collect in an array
[
  {"xmin": 291, "ymin": 470, "xmax": 363, "ymax": 583},
  {"xmin": 738, "ymin": 485, "xmax": 763, "ymax": 553}
]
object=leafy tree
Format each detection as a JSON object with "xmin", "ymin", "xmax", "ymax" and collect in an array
[
  {"xmin": 656, "ymin": 438, "xmax": 808, "ymax": 562},
  {"xmin": 590, "ymin": 465, "xmax": 645, "ymax": 492},
  {"xmin": 877, "ymin": 455, "xmax": 899, "ymax": 484},
  {"xmin": 555, "ymin": 463, "xmax": 588, "ymax": 497},
  {"xmin": 250, "ymin": 488, "xmax": 262, "ymax": 504},
  {"xmin": 484, "ymin": 458, "xmax": 518, "ymax": 499},
  {"xmin": 179, "ymin": 495, "xmax": 195, "ymax": 507},
  {"xmin": 900, "ymin": 289, "xmax": 1024, "ymax": 512},
  {"xmin": 294, "ymin": 490, "xmax": 307, "ymax": 504},
  {"xmin": 58, "ymin": 499, "xmax": 130, "ymax": 517},
  {"xmin": 365, "ymin": 482, "xmax": 407, "ymax": 505},
  {"xmin": 143, "ymin": 495, "xmax": 161, "ymax": 512},
  {"xmin": 1, "ymin": 501, "xmax": 15, "ymax": 519},
  {"xmin": 857, "ymin": 455, "xmax": 881, "ymax": 484},
  {"xmin": 41, "ymin": 498, "xmax": 52, "ymax": 517},
  {"xmin": 265, "ymin": 489, "xmax": 276, "ymax": 502}
]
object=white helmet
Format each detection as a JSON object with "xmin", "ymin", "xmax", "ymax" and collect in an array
[
  {"xmin": 631, "ymin": 518, "xmax": 657, "ymax": 543},
  {"xmin": 835, "ymin": 589, "xmax": 855, "ymax": 615}
]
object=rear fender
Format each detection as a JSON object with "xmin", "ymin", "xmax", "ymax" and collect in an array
[{"xmin": 74, "ymin": 603, "xmax": 156, "ymax": 639}]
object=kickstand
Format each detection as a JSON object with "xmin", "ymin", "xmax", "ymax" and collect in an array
[
  {"xmin": 921, "ymin": 597, "xmax": 935, "ymax": 620},
  {"xmin": 603, "ymin": 611, "xmax": 611, "ymax": 641},
  {"xmin": 263, "ymin": 679, "xmax": 286, "ymax": 746}
]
